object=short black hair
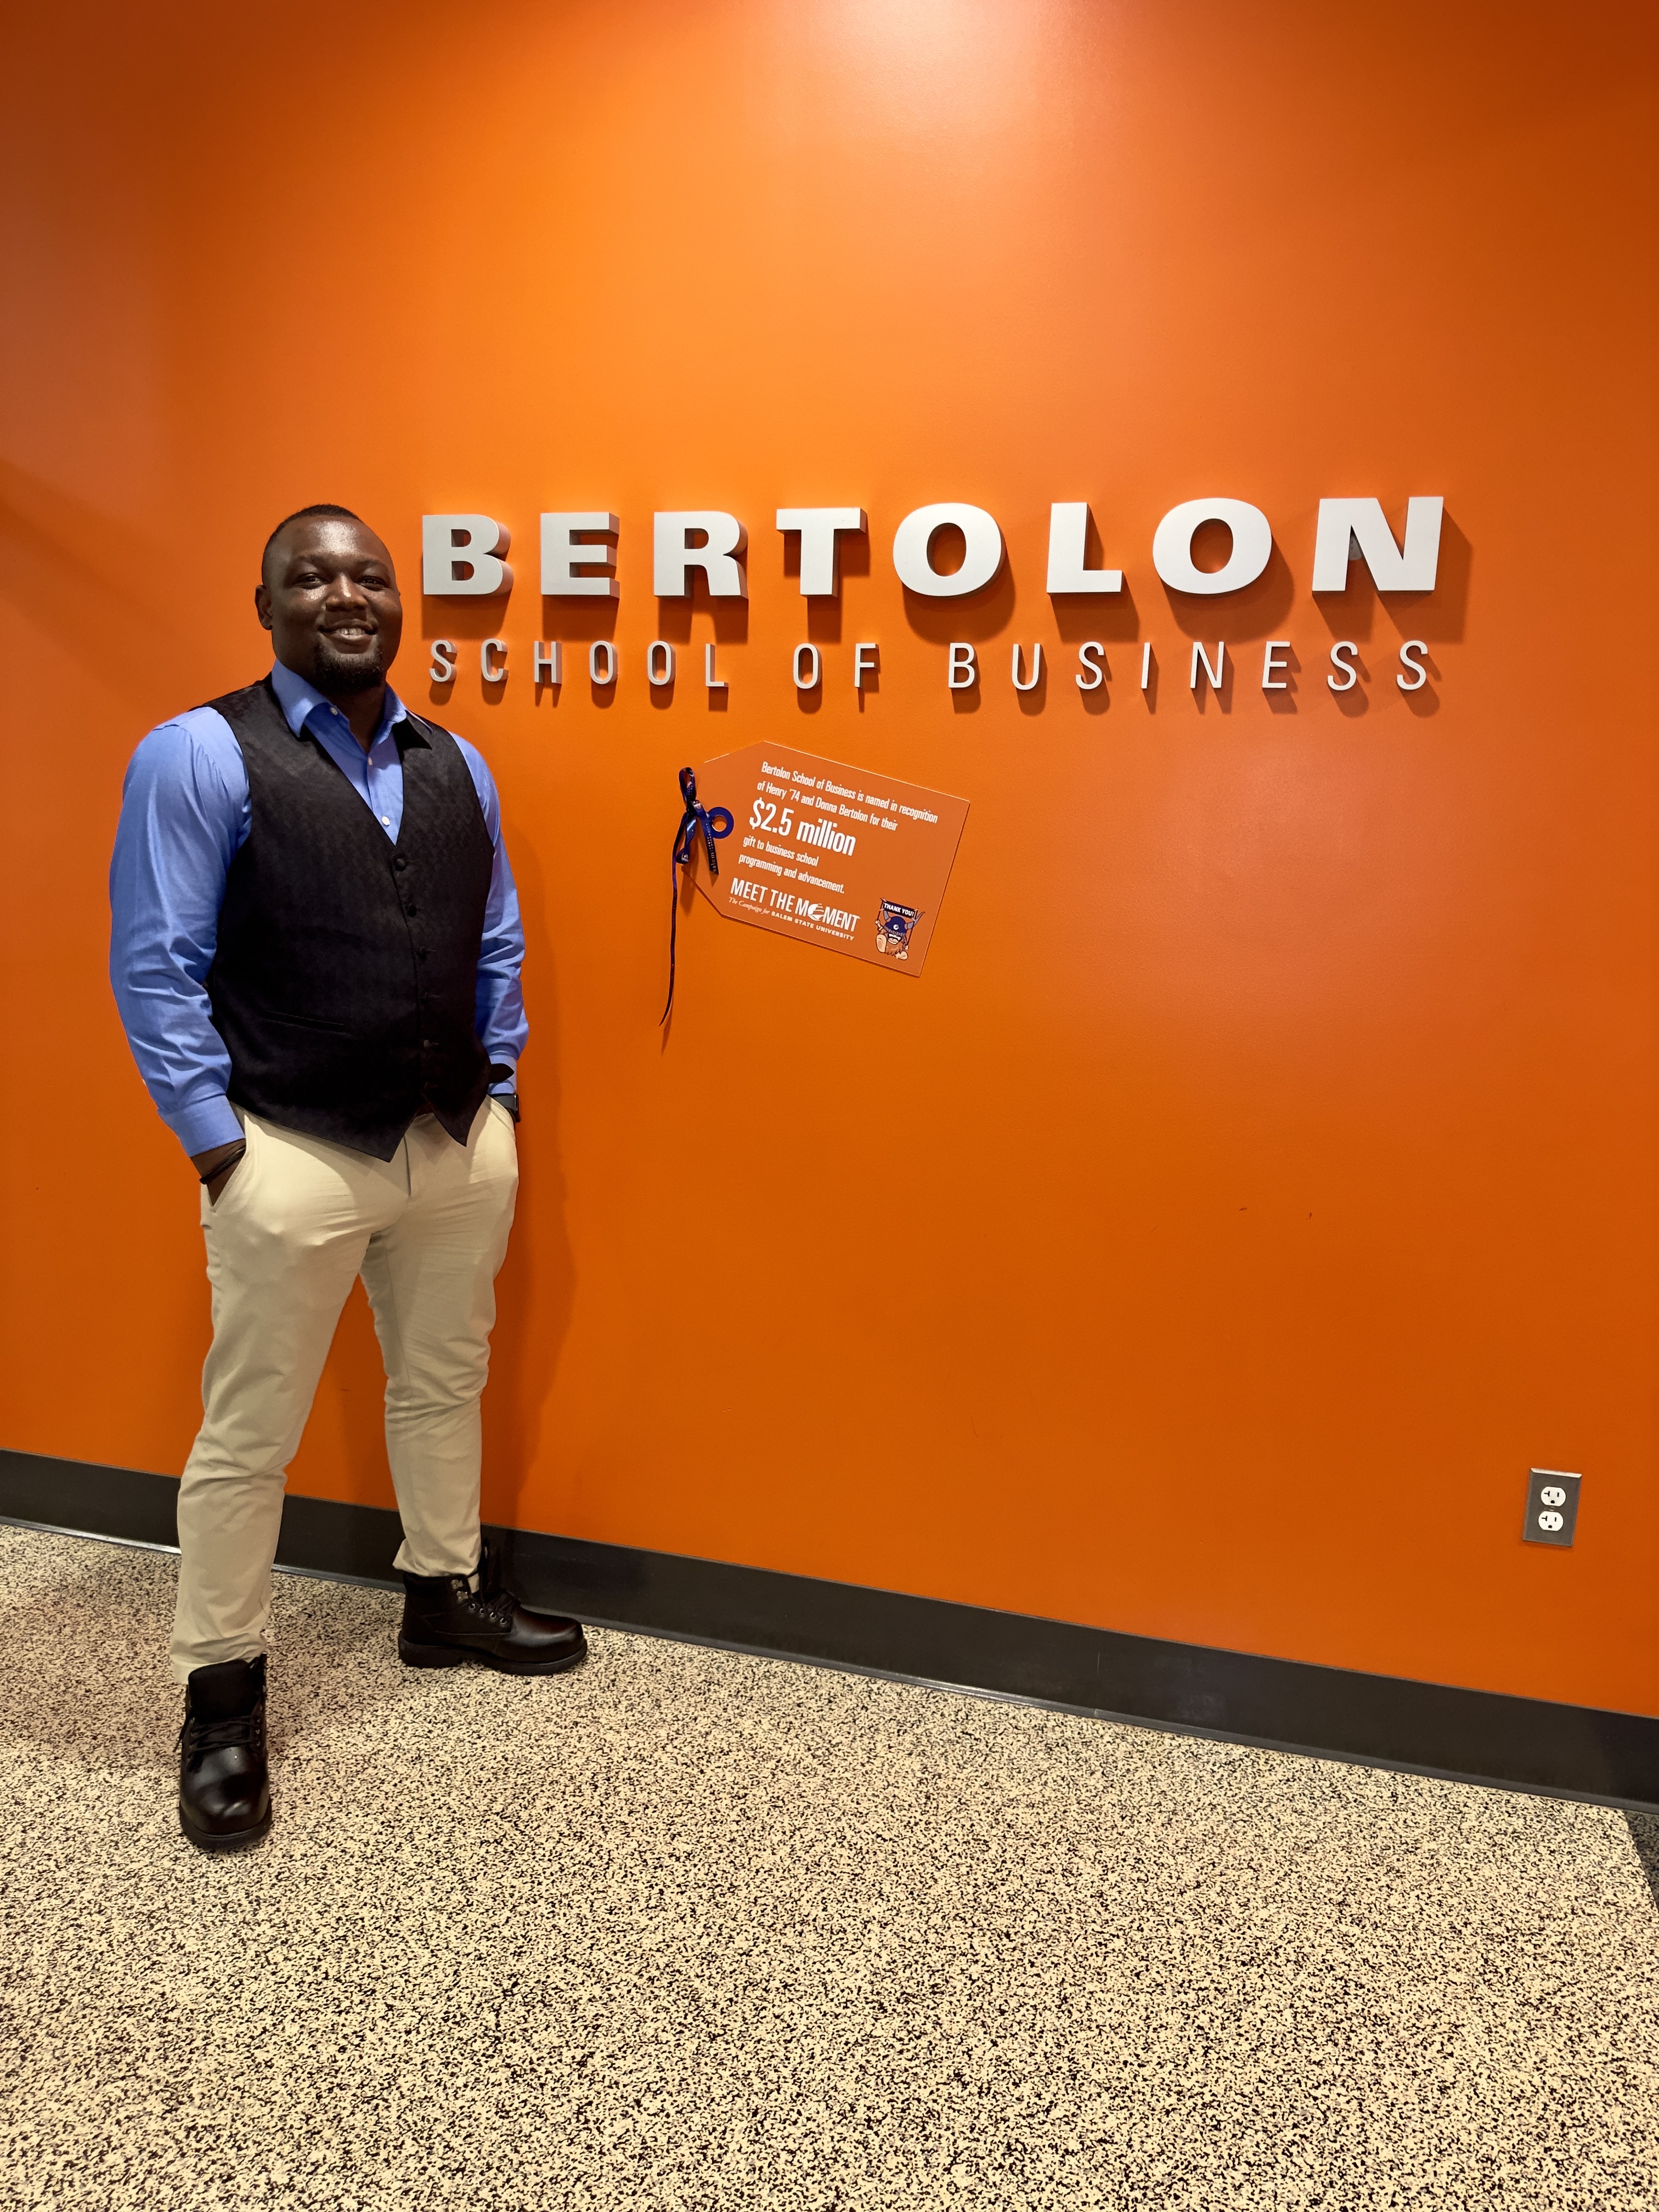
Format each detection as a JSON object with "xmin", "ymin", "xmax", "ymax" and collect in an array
[{"xmin": 261, "ymin": 503, "xmax": 364, "ymax": 574}]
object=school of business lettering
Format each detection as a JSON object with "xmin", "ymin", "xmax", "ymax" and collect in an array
[{"xmin": 421, "ymin": 496, "xmax": 1446, "ymax": 702}]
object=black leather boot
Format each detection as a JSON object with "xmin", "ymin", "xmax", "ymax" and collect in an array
[
  {"xmin": 178, "ymin": 1654, "xmax": 272, "ymax": 1852},
  {"xmin": 399, "ymin": 1538, "xmax": 587, "ymax": 1677}
]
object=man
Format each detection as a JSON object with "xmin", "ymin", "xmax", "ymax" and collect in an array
[{"xmin": 110, "ymin": 504, "xmax": 584, "ymax": 1855}]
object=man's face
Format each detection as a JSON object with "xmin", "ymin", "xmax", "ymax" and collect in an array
[{"xmin": 255, "ymin": 517, "xmax": 403, "ymax": 693}]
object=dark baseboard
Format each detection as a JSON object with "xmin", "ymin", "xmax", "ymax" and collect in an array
[{"xmin": 5, "ymin": 1446, "xmax": 1657, "ymax": 1812}]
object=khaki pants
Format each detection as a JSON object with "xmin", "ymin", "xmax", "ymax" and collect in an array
[{"xmin": 171, "ymin": 1100, "xmax": 520, "ymax": 1681}]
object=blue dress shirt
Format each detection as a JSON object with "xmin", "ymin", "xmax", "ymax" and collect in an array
[{"xmin": 110, "ymin": 661, "xmax": 527, "ymax": 1156}]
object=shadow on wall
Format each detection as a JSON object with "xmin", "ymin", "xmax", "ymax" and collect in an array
[
  {"xmin": 1311, "ymin": 512, "xmax": 1471, "ymax": 646},
  {"xmin": 420, "ymin": 599, "xmax": 511, "ymax": 644},
  {"xmin": 899, "ymin": 521, "xmax": 1017, "ymax": 646},
  {"xmin": 793, "ymin": 527, "xmax": 871, "ymax": 647},
  {"xmin": 478, "ymin": 822, "xmax": 575, "ymax": 1535},
  {"xmin": 539, "ymin": 597, "xmax": 619, "ymax": 645},
  {"xmin": 652, "ymin": 577, "xmax": 751, "ymax": 649},
  {"xmin": 1048, "ymin": 505, "xmax": 1142, "ymax": 646},
  {"xmin": 1051, "ymin": 582, "xmax": 1142, "ymax": 646},
  {"xmin": 1628, "ymin": 1814, "xmax": 1659, "ymax": 1915},
  {"xmin": 1160, "ymin": 527, "xmax": 1296, "ymax": 642},
  {"xmin": 423, "ymin": 596, "xmax": 625, "ymax": 713},
  {"xmin": 424, "ymin": 597, "xmax": 510, "ymax": 717}
]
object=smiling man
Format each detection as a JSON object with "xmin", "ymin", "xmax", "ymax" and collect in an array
[{"xmin": 110, "ymin": 504, "xmax": 585, "ymax": 1853}]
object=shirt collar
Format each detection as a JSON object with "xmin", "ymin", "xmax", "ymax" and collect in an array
[{"xmin": 270, "ymin": 659, "xmax": 408, "ymax": 749}]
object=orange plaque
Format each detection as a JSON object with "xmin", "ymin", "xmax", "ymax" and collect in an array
[{"xmin": 685, "ymin": 743, "xmax": 969, "ymax": 976}]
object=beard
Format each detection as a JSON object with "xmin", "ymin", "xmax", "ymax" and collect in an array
[{"xmin": 311, "ymin": 633, "xmax": 388, "ymax": 695}]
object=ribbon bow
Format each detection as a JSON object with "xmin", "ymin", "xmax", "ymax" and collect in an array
[{"xmin": 662, "ymin": 766, "xmax": 734, "ymax": 1023}]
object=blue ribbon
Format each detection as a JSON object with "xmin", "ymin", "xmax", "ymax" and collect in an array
[{"xmin": 663, "ymin": 766, "xmax": 734, "ymax": 1023}]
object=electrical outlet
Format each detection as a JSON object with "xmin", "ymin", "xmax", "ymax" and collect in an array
[{"xmin": 1523, "ymin": 1468, "xmax": 1581, "ymax": 1548}]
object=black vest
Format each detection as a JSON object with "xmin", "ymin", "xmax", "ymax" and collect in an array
[{"xmin": 204, "ymin": 679, "xmax": 496, "ymax": 1160}]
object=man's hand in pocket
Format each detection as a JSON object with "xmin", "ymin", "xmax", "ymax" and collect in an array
[{"xmin": 191, "ymin": 1140, "xmax": 246, "ymax": 1205}]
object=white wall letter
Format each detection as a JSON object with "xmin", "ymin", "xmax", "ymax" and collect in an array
[
  {"xmin": 1046, "ymin": 503, "xmax": 1122, "ymax": 594},
  {"xmin": 653, "ymin": 512, "xmax": 748, "ymax": 597},
  {"xmin": 540, "ymin": 512, "xmax": 619, "ymax": 597},
  {"xmin": 1312, "ymin": 498, "xmax": 1443, "ymax": 593},
  {"xmin": 533, "ymin": 641, "xmax": 561, "ymax": 684},
  {"xmin": 893, "ymin": 505, "xmax": 1003, "ymax": 597},
  {"xmin": 429, "ymin": 639, "xmax": 458, "ymax": 684},
  {"xmin": 1261, "ymin": 640, "xmax": 1291, "ymax": 690},
  {"xmin": 854, "ymin": 642, "xmax": 878, "ymax": 690},
  {"xmin": 1397, "ymin": 640, "xmax": 1430, "ymax": 691},
  {"xmin": 1327, "ymin": 641, "xmax": 1361, "ymax": 692},
  {"xmin": 1190, "ymin": 641, "xmax": 1225, "ymax": 692},
  {"xmin": 947, "ymin": 642, "xmax": 978, "ymax": 689},
  {"xmin": 776, "ymin": 508, "xmax": 866, "ymax": 596},
  {"xmin": 1076, "ymin": 642, "xmax": 1107, "ymax": 691},
  {"xmin": 647, "ymin": 640, "xmax": 675, "ymax": 686},
  {"xmin": 1012, "ymin": 642, "xmax": 1042, "ymax": 691},
  {"xmin": 792, "ymin": 643, "xmax": 821, "ymax": 690},
  {"xmin": 422, "ymin": 515, "xmax": 512, "ymax": 597},
  {"xmin": 589, "ymin": 640, "xmax": 617, "ymax": 685},
  {"xmin": 481, "ymin": 637, "xmax": 508, "ymax": 682},
  {"xmin": 1140, "ymin": 643, "xmax": 1153, "ymax": 690},
  {"xmin": 1152, "ymin": 499, "xmax": 1272, "ymax": 595},
  {"xmin": 704, "ymin": 641, "xmax": 725, "ymax": 691}
]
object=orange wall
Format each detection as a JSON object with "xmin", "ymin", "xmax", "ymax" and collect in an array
[{"xmin": 4, "ymin": 1, "xmax": 1657, "ymax": 1712}]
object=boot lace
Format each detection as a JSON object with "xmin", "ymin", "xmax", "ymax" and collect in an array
[
  {"xmin": 181, "ymin": 1707, "xmax": 265, "ymax": 1760},
  {"xmin": 463, "ymin": 1582, "xmax": 516, "ymax": 1630},
  {"xmin": 461, "ymin": 1539, "xmax": 515, "ymax": 1629}
]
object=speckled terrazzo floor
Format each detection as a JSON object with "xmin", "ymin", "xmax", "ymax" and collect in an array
[{"xmin": 2, "ymin": 1525, "xmax": 1657, "ymax": 2211}]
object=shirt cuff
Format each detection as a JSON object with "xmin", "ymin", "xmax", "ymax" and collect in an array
[
  {"xmin": 165, "ymin": 1094, "xmax": 244, "ymax": 1156},
  {"xmin": 488, "ymin": 1064, "xmax": 517, "ymax": 1094}
]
